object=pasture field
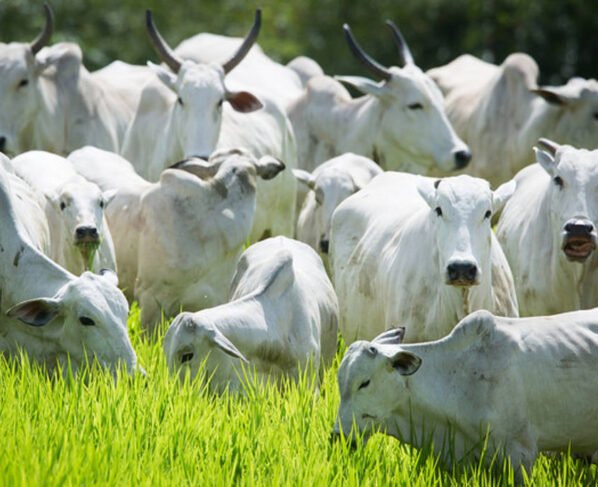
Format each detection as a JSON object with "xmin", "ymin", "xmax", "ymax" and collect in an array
[{"xmin": 0, "ymin": 306, "xmax": 596, "ymax": 487}]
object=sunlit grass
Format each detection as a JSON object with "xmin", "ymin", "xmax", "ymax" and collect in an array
[{"xmin": 0, "ymin": 307, "xmax": 596, "ymax": 486}]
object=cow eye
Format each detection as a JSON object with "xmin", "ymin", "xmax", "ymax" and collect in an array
[
  {"xmin": 358, "ymin": 379, "xmax": 370, "ymax": 390},
  {"xmin": 408, "ymin": 102, "xmax": 423, "ymax": 110},
  {"xmin": 60, "ymin": 201, "xmax": 66, "ymax": 211},
  {"xmin": 181, "ymin": 352, "xmax": 194, "ymax": 363},
  {"xmin": 435, "ymin": 206, "xmax": 443, "ymax": 217},
  {"xmin": 99, "ymin": 200, "xmax": 104, "ymax": 209},
  {"xmin": 79, "ymin": 316, "xmax": 96, "ymax": 326},
  {"xmin": 217, "ymin": 98, "xmax": 224, "ymax": 108},
  {"xmin": 18, "ymin": 79, "xmax": 29, "ymax": 88},
  {"xmin": 177, "ymin": 97, "xmax": 184, "ymax": 106},
  {"xmin": 553, "ymin": 176, "xmax": 564, "ymax": 188},
  {"xmin": 593, "ymin": 112, "xmax": 598, "ymax": 121},
  {"xmin": 484, "ymin": 210, "xmax": 492, "ymax": 219}
]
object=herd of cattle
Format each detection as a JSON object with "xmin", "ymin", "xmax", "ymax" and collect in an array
[{"xmin": 2, "ymin": 4, "xmax": 598, "ymax": 478}]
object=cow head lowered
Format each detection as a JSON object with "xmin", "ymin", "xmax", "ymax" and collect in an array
[
  {"xmin": 145, "ymin": 10, "xmax": 263, "ymax": 159},
  {"xmin": 417, "ymin": 175, "xmax": 515, "ymax": 287},
  {"xmin": 535, "ymin": 138, "xmax": 598, "ymax": 263}
]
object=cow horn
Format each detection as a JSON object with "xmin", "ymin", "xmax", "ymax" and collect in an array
[
  {"xmin": 145, "ymin": 10, "xmax": 182, "ymax": 73},
  {"xmin": 222, "ymin": 9, "xmax": 261, "ymax": 74},
  {"xmin": 343, "ymin": 24, "xmax": 391, "ymax": 81},
  {"xmin": 537, "ymin": 138, "xmax": 561, "ymax": 156},
  {"xmin": 30, "ymin": 3, "xmax": 54, "ymax": 55},
  {"xmin": 385, "ymin": 20, "xmax": 414, "ymax": 66}
]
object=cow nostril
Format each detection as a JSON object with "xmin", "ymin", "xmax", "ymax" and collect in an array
[
  {"xmin": 0, "ymin": 136, "xmax": 6, "ymax": 152},
  {"xmin": 319, "ymin": 239, "xmax": 330, "ymax": 254},
  {"xmin": 454, "ymin": 149, "xmax": 471, "ymax": 169}
]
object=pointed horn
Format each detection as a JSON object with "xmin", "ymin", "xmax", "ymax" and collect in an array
[
  {"xmin": 222, "ymin": 9, "xmax": 261, "ymax": 74},
  {"xmin": 537, "ymin": 138, "xmax": 560, "ymax": 156},
  {"xmin": 30, "ymin": 3, "xmax": 54, "ymax": 55},
  {"xmin": 145, "ymin": 10, "xmax": 182, "ymax": 73},
  {"xmin": 384, "ymin": 20, "xmax": 414, "ymax": 66},
  {"xmin": 343, "ymin": 24, "xmax": 391, "ymax": 81}
]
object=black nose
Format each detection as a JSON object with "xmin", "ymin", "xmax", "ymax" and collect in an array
[
  {"xmin": 75, "ymin": 226, "xmax": 99, "ymax": 240},
  {"xmin": 454, "ymin": 149, "xmax": 472, "ymax": 169},
  {"xmin": 564, "ymin": 219, "xmax": 595, "ymax": 236},
  {"xmin": 447, "ymin": 262, "xmax": 478, "ymax": 284},
  {"xmin": 319, "ymin": 238, "xmax": 329, "ymax": 254},
  {"xmin": 0, "ymin": 136, "xmax": 6, "ymax": 152}
]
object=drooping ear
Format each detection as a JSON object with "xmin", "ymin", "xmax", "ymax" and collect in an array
[
  {"xmin": 209, "ymin": 327, "xmax": 249, "ymax": 363},
  {"xmin": 334, "ymin": 75, "xmax": 390, "ymax": 98},
  {"xmin": 147, "ymin": 61, "xmax": 178, "ymax": 92},
  {"xmin": 99, "ymin": 268, "xmax": 119, "ymax": 287},
  {"xmin": 416, "ymin": 177, "xmax": 438, "ymax": 209},
  {"xmin": 493, "ymin": 180, "xmax": 516, "ymax": 214},
  {"xmin": 255, "ymin": 156, "xmax": 285, "ymax": 180},
  {"xmin": 388, "ymin": 350, "xmax": 422, "ymax": 376},
  {"xmin": 7, "ymin": 298, "xmax": 61, "ymax": 326},
  {"xmin": 292, "ymin": 169, "xmax": 316, "ymax": 191},
  {"xmin": 373, "ymin": 326, "xmax": 406, "ymax": 345},
  {"xmin": 226, "ymin": 91, "xmax": 263, "ymax": 113},
  {"xmin": 534, "ymin": 147, "xmax": 557, "ymax": 177}
]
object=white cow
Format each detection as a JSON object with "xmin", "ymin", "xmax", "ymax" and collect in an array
[
  {"xmin": 163, "ymin": 237, "xmax": 339, "ymax": 393},
  {"xmin": 330, "ymin": 172, "xmax": 518, "ymax": 344},
  {"xmin": 0, "ymin": 159, "xmax": 138, "ymax": 377},
  {"xmin": 122, "ymin": 10, "xmax": 298, "ymax": 241},
  {"xmin": 333, "ymin": 308, "xmax": 598, "ymax": 480},
  {"xmin": 0, "ymin": 5, "xmax": 150, "ymax": 155},
  {"xmin": 428, "ymin": 53, "xmax": 598, "ymax": 186},
  {"xmin": 69, "ymin": 146, "xmax": 285, "ymax": 333},
  {"xmin": 11, "ymin": 151, "xmax": 116, "ymax": 275},
  {"xmin": 294, "ymin": 153, "xmax": 382, "ymax": 268},
  {"xmin": 497, "ymin": 139, "xmax": 598, "ymax": 316},
  {"xmin": 287, "ymin": 22, "xmax": 470, "ymax": 173}
]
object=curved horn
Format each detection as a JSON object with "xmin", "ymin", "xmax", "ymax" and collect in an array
[
  {"xmin": 222, "ymin": 9, "xmax": 261, "ymax": 74},
  {"xmin": 537, "ymin": 138, "xmax": 561, "ymax": 156},
  {"xmin": 145, "ymin": 10, "xmax": 182, "ymax": 73},
  {"xmin": 385, "ymin": 20, "xmax": 414, "ymax": 66},
  {"xmin": 30, "ymin": 3, "xmax": 54, "ymax": 55},
  {"xmin": 343, "ymin": 24, "xmax": 391, "ymax": 81}
]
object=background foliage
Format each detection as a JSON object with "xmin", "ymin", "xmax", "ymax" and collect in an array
[{"xmin": 1, "ymin": 0, "xmax": 596, "ymax": 84}]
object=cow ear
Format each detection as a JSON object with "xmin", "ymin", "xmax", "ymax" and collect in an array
[
  {"xmin": 388, "ymin": 350, "xmax": 421, "ymax": 376},
  {"xmin": 208, "ymin": 328, "xmax": 249, "ymax": 363},
  {"xmin": 102, "ymin": 189, "xmax": 118, "ymax": 209},
  {"xmin": 226, "ymin": 91, "xmax": 263, "ymax": 113},
  {"xmin": 7, "ymin": 298, "xmax": 61, "ymax": 326},
  {"xmin": 493, "ymin": 180, "xmax": 516, "ymax": 214},
  {"xmin": 293, "ymin": 169, "xmax": 316, "ymax": 191},
  {"xmin": 255, "ymin": 156, "xmax": 285, "ymax": 180},
  {"xmin": 534, "ymin": 147, "xmax": 557, "ymax": 177},
  {"xmin": 416, "ymin": 177, "xmax": 438, "ymax": 209},
  {"xmin": 531, "ymin": 84, "xmax": 581, "ymax": 106},
  {"xmin": 335, "ymin": 75, "xmax": 389, "ymax": 98},
  {"xmin": 99, "ymin": 268, "xmax": 119, "ymax": 287},
  {"xmin": 260, "ymin": 251, "xmax": 294, "ymax": 298},
  {"xmin": 147, "ymin": 61, "xmax": 177, "ymax": 92},
  {"xmin": 373, "ymin": 326, "xmax": 406, "ymax": 345}
]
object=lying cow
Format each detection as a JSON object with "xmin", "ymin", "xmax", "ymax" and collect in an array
[
  {"xmin": 330, "ymin": 172, "xmax": 518, "ymax": 343},
  {"xmin": 0, "ymin": 158, "xmax": 138, "ymax": 377},
  {"xmin": 69, "ymin": 146, "xmax": 285, "ymax": 333},
  {"xmin": 497, "ymin": 139, "xmax": 598, "ymax": 315},
  {"xmin": 164, "ymin": 237, "xmax": 339, "ymax": 393},
  {"xmin": 333, "ymin": 308, "xmax": 598, "ymax": 481},
  {"xmin": 11, "ymin": 151, "xmax": 116, "ymax": 274}
]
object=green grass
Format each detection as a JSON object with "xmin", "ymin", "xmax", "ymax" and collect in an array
[{"xmin": 0, "ymin": 307, "xmax": 596, "ymax": 486}]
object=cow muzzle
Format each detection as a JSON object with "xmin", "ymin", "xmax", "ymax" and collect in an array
[
  {"xmin": 75, "ymin": 226, "xmax": 100, "ymax": 245},
  {"xmin": 446, "ymin": 261, "xmax": 479, "ymax": 287},
  {"xmin": 562, "ymin": 219, "xmax": 597, "ymax": 262}
]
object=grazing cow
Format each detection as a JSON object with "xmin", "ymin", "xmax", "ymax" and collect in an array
[
  {"xmin": 0, "ymin": 160, "xmax": 138, "ymax": 376},
  {"xmin": 69, "ymin": 146, "xmax": 285, "ymax": 333},
  {"xmin": 288, "ymin": 22, "xmax": 470, "ymax": 173},
  {"xmin": 497, "ymin": 139, "xmax": 598, "ymax": 315},
  {"xmin": 294, "ymin": 153, "xmax": 382, "ymax": 268},
  {"xmin": 163, "ymin": 237, "xmax": 339, "ymax": 393},
  {"xmin": 122, "ymin": 10, "xmax": 297, "ymax": 241},
  {"xmin": 0, "ymin": 4, "xmax": 150, "ymax": 155},
  {"xmin": 428, "ymin": 53, "xmax": 598, "ymax": 186},
  {"xmin": 333, "ymin": 308, "xmax": 598, "ymax": 480},
  {"xmin": 11, "ymin": 151, "xmax": 116, "ymax": 274},
  {"xmin": 330, "ymin": 172, "xmax": 518, "ymax": 343}
]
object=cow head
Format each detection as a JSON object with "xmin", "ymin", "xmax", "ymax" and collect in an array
[
  {"xmin": 163, "ymin": 311, "xmax": 249, "ymax": 394},
  {"xmin": 6, "ymin": 269, "xmax": 139, "ymax": 377},
  {"xmin": 534, "ymin": 138, "xmax": 598, "ymax": 263},
  {"xmin": 332, "ymin": 328, "xmax": 416, "ymax": 445},
  {"xmin": 145, "ymin": 10, "xmax": 263, "ymax": 160},
  {"xmin": 336, "ymin": 22, "xmax": 470, "ymax": 173},
  {"xmin": 417, "ymin": 175, "xmax": 515, "ymax": 287}
]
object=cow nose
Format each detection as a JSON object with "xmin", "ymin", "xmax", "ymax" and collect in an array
[
  {"xmin": 447, "ymin": 261, "xmax": 478, "ymax": 284},
  {"xmin": 75, "ymin": 226, "xmax": 99, "ymax": 241},
  {"xmin": 564, "ymin": 219, "xmax": 595, "ymax": 236},
  {"xmin": 0, "ymin": 136, "xmax": 6, "ymax": 152},
  {"xmin": 453, "ymin": 149, "xmax": 472, "ymax": 170},
  {"xmin": 319, "ymin": 238, "xmax": 330, "ymax": 254}
]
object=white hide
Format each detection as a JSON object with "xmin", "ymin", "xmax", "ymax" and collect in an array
[
  {"xmin": 496, "ymin": 143, "xmax": 598, "ymax": 315},
  {"xmin": 333, "ymin": 308, "xmax": 598, "ymax": 480},
  {"xmin": 164, "ymin": 237, "xmax": 339, "ymax": 393},
  {"xmin": 428, "ymin": 53, "xmax": 598, "ymax": 186},
  {"xmin": 0, "ymin": 160, "xmax": 138, "ymax": 376},
  {"xmin": 11, "ymin": 151, "xmax": 116, "ymax": 275},
  {"xmin": 330, "ymin": 172, "xmax": 518, "ymax": 344},
  {"xmin": 69, "ymin": 146, "xmax": 285, "ymax": 333}
]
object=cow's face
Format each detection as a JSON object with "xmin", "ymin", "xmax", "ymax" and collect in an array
[
  {"xmin": 7, "ymin": 270, "xmax": 138, "ymax": 376},
  {"xmin": 333, "ymin": 335, "xmax": 420, "ymax": 445},
  {"xmin": 536, "ymin": 144, "xmax": 598, "ymax": 262},
  {"xmin": 149, "ymin": 61, "xmax": 262, "ymax": 160},
  {"xmin": 163, "ymin": 312, "xmax": 249, "ymax": 394},
  {"xmin": 418, "ymin": 175, "xmax": 514, "ymax": 287}
]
